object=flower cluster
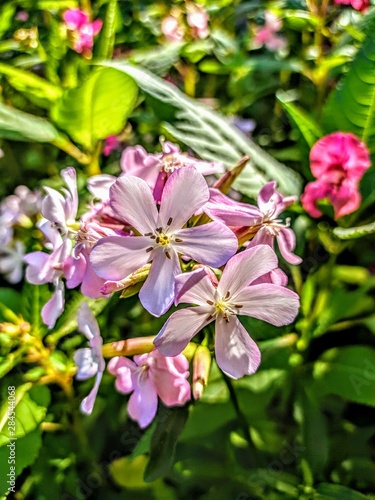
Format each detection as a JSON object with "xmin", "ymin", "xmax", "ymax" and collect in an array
[
  {"xmin": 24, "ymin": 141, "xmax": 301, "ymax": 425},
  {"xmin": 63, "ymin": 8, "xmax": 102, "ymax": 55},
  {"xmin": 161, "ymin": 4, "xmax": 210, "ymax": 42},
  {"xmin": 301, "ymin": 132, "xmax": 370, "ymax": 219},
  {"xmin": 253, "ymin": 12, "xmax": 286, "ymax": 52},
  {"xmin": 334, "ymin": 0, "xmax": 370, "ymax": 12}
]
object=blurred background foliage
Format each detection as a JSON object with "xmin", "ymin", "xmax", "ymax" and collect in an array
[{"xmin": 0, "ymin": 0, "xmax": 375, "ymax": 498}]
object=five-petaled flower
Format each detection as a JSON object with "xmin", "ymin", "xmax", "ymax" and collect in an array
[
  {"xmin": 90, "ymin": 167, "xmax": 238, "ymax": 317},
  {"xmin": 154, "ymin": 245, "xmax": 300, "ymax": 379},
  {"xmin": 108, "ymin": 350, "xmax": 191, "ymax": 428}
]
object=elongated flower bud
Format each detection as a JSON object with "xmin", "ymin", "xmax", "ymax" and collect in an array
[
  {"xmin": 102, "ymin": 336, "xmax": 155, "ymax": 358},
  {"xmin": 192, "ymin": 345, "xmax": 212, "ymax": 400}
]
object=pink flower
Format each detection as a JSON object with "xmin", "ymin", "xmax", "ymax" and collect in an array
[
  {"xmin": 16, "ymin": 11, "xmax": 29, "ymax": 22},
  {"xmin": 74, "ymin": 303, "xmax": 105, "ymax": 415},
  {"xmin": 0, "ymin": 241, "xmax": 25, "ymax": 283},
  {"xmin": 154, "ymin": 245, "xmax": 300, "ymax": 379},
  {"xmin": 161, "ymin": 15, "xmax": 185, "ymax": 42},
  {"xmin": 187, "ymin": 5, "xmax": 210, "ymax": 39},
  {"xmin": 63, "ymin": 8, "xmax": 102, "ymax": 54},
  {"xmin": 334, "ymin": 0, "xmax": 370, "ymax": 12},
  {"xmin": 120, "ymin": 141, "xmax": 224, "ymax": 202},
  {"xmin": 90, "ymin": 167, "xmax": 238, "ymax": 317},
  {"xmin": 205, "ymin": 182, "xmax": 302, "ymax": 265},
  {"xmin": 108, "ymin": 350, "xmax": 191, "ymax": 428},
  {"xmin": 254, "ymin": 12, "xmax": 286, "ymax": 51},
  {"xmin": 103, "ymin": 135, "xmax": 121, "ymax": 156},
  {"xmin": 301, "ymin": 132, "xmax": 371, "ymax": 219}
]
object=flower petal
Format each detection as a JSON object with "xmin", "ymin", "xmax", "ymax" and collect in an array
[
  {"xmin": 90, "ymin": 236, "xmax": 150, "ymax": 281},
  {"xmin": 204, "ymin": 189, "xmax": 261, "ymax": 226},
  {"xmin": 159, "ymin": 167, "xmax": 209, "ymax": 232},
  {"xmin": 80, "ymin": 371, "xmax": 103, "ymax": 415},
  {"xmin": 74, "ymin": 348, "xmax": 99, "ymax": 380},
  {"xmin": 174, "ymin": 222, "xmax": 238, "ymax": 268},
  {"xmin": 235, "ymin": 284, "xmax": 300, "ymax": 326},
  {"xmin": 174, "ymin": 268, "xmax": 215, "ymax": 306},
  {"xmin": 215, "ymin": 316, "xmax": 261, "ymax": 379},
  {"xmin": 218, "ymin": 245, "xmax": 278, "ymax": 298},
  {"xmin": 77, "ymin": 302, "xmax": 100, "ymax": 341},
  {"xmin": 154, "ymin": 307, "xmax": 212, "ymax": 356},
  {"xmin": 110, "ymin": 175, "xmax": 158, "ymax": 234},
  {"xmin": 107, "ymin": 356, "xmax": 137, "ymax": 394},
  {"xmin": 128, "ymin": 378, "xmax": 158, "ymax": 428},
  {"xmin": 277, "ymin": 228, "xmax": 302, "ymax": 265},
  {"xmin": 139, "ymin": 248, "xmax": 180, "ymax": 317},
  {"xmin": 41, "ymin": 281, "xmax": 65, "ymax": 328}
]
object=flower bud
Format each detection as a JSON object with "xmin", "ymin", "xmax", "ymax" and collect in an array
[
  {"xmin": 102, "ymin": 336, "xmax": 155, "ymax": 358},
  {"xmin": 192, "ymin": 345, "xmax": 212, "ymax": 400}
]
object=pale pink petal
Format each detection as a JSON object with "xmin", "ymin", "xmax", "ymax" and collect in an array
[
  {"xmin": 215, "ymin": 316, "xmax": 261, "ymax": 379},
  {"xmin": 80, "ymin": 371, "xmax": 103, "ymax": 415},
  {"xmin": 204, "ymin": 189, "xmax": 261, "ymax": 226},
  {"xmin": 74, "ymin": 348, "xmax": 99, "ymax": 380},
  {"xmin": 24, "ymin": 251, "xmax": 51, "ymax": 284},
  {"xmin": 218, "ymin": 245, "xmax": 278, "ymax": 298},
  {"xmin": 139, "ymin": 248, "xmax": 180, "ymax": 317},
  {"xmin": 77, "ymin": 302, "xmax": 100, "ymax": 341},
  {"xmin": 159, "ymin": 167, "xmax": 209, "ymax": 232},
  {"xmin": 235, "ymin": 284, "xmax": 300, "ymax": 326},
  {"xmin": 154, "ymin": 307, "xmax": 212, "ymax": 356},
  {"xmin": 61, "ymin": 167, "xmax": 78, "ymax": 220},
  {"xmin": 152, "ymin": 363, "xmax": 191, "ymax": 407},
  {"xmin": 90, "ymin": 236, "xmax": 150, "ymax": 281},
  {"xmin": 174, "ymin": 268, "xmax": 215, "ymax": 305},
  {"xmin": 108, "ymin": 357, "xmax": 136, "ymax": 394},
  {"xmin": 41, "ymin": 187, "xmax": 66, "ymax": 226},
  {"xmin": 64, "ymin": 253, "xmax": 86, "ymax": 289},
  {"xmin": 120, "ymin": 145, "xmax": 161, "ymax": 187},
  {"xmin": 41, "ymin": 281, "xmax": 65, "ymax": 328},
  {"xmin": 110, "ymin": 176, "xmax": 158, "ymax": 234},
  {"xmin": 174, "ymin": 222, "xmax": 238, "ymax": 268},
  {"xmin": 87, "ymin": 174, "xmax": 116, "ymax": 200},
  {"xmin": 128, "ymin": 378, "xmax": 158, "ymax": 428},
  {"xmin": 277, "ymin": 228, "xmax": 302, "ymax": 265},
  {"xmin": 80, "ymin": 257, "xmax": 108, "ymax": 299},
  {"xmin": 251, "ymin": 268, "xmax": 288, "ymax": 286}
]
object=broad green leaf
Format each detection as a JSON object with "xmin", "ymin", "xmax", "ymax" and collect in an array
[
  {"xmin": 322, "ymin": 12, "xmax": 375, "ymax": 152},
  {"xmin": 144, "ymin": 405, "xmax": 189, "ymax": 482},
  {"xmin": 0, "ymin": 102, "xmax": 61, "ymax": 142},
  {"xmin": 110, "ymin": 455, "xmax": 149, "ymax": 489},
  {"xmin": 0, "ymin": 384, "xmax": 50, "ymax": 446},
  {"xmin": 180, "ymin": 402, "xmax": 236, "ymax": 441},
  {"xmin": 51, "ymin": 67, "xmax": 138, "ymax": 150},
  {"xmin": 0, "ymin": 429, "xmax": 42, "ymax": 497},
  {"xmin": 313, "ymin": 346, "xmax": 375, "ymax": 406},
  {"xmin": 100, "ymin": 61, "xmax": 302, "ymax": 197},
  {"xmin": 314, "ymin": 483, "xmax": 367, "ymax": 499},
  {"xmin": 333, "ymin": 220, "xmax": 375, "ymax": 239},
  {"xmin": 0, "ymin": 62, "xmax": 62, "ymax": 108}
]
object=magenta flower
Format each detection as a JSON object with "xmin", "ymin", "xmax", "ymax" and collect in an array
[
  {"xmin": 90, "ymin": 167, "xmax": 238, "ymax": 317},
  {"xmin": 301, "ymin": 132, "xmax": 371, "ymax": 219},
  {"xmin": 334, "ymin": 0, "xmax": 370, "ymax": 12},
  {"xmin": 103, "ymin": 135, "xmax": 121, "ymax": 156},
  {"xmin": 154, "ymin": 245, "xmax": 300, "ymax": 379},
  {"xmin": 254, "ymin": 12, "xmax": 286, "ymax": 52},
  {"xmin": 205, "ymin": 182, "xmax": 302, "ymax": 265},
  {"xmin": 120, "ymin": 141, "xmax": 224, "ymax": 202},
  {"xmin": 108, "ymin": 350, "xmax": 191, "ymax": 428},
  {"xmin": 63, "ymin": 8, "xmax": 102, "ymax": 55},
  {"xmin": 74, "ymin": 303, "xmax": 105, "ymax": 415}
]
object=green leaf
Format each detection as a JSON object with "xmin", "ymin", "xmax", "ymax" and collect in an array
[
  {"xmin": 131, "ymin": 43, "xmax": 185, "ymax": 76},
  {"xmin": 0, "ymin": 62, "xmax": 62, "ymax": 109},
  {"xmin": 0, "ymin": 429, "xmax": 42, "ymax": 497},
  {"xmin": 0, "ymin": 384, "xmax": 50, "ymax": 446},
  {"xmin": 277, "ymin": 90, "xmax": 323, "ymax": 149},
  {"xmin": 0, "ymin": 2, "xmax": 16, "ymax": 40},
  {"xmin": 333, "ymin": 220, "xmax": 375, "ymax": 239},
  {"xmin": 144, "ymin": 405, "xmax": 189, "ymax": 482},
  {"xmin": 297, "ymin": 387, "xmax": 328, "ymax": 476},
  {"xmin": 101, "ymin": 61, "xmax": 302, "ymax": 198},
  {"xmin": 322, "ymin": 13, "xmax": 375, "ymax": 152},
  {"xmin": 51, "ymin": 67, "xmax": 138, "ymax": 150},
  {"xmin": 314, "ymin": 483, "xmax": 367, "ymax": 499},
  {"xmin": 313, "ymin": 346, "xmax": 375, "ymax": 406},
  {"xmin": 0, "ymin": 102, "xmax": 61, "ymax": 142}
]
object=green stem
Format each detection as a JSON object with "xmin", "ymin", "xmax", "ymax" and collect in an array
[{"xmin": 96, "ymin": 0, "xmax": 118, "ymax": 60}]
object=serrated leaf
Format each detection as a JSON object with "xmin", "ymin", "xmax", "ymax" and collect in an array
[
  {"xmin": 333, "ymin": 220, "xmax": 375, "ymax": 239},
  {"xmin": 51, "ymin": 67, "xmax": 138, "ymax": 150},
  {"xmin": 313, "ymin": 346, "xmax": 375, "ymax": 406},
  {"xmin": 100, "ymin": 61, "xmax": 302, "ymax": 198},
  {"xmin": 322, "ymin": 12, "xmax": 375, "ymax": 152}
]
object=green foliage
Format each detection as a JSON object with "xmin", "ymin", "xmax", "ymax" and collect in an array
[
  {"xmin": 333, "ymin": 221, "xmax": 375, "ymax": 239},
  {"xmin": 51, "ymin": 67, "xmax": 138, "ymax": 151},
  {"xmin": 102, "ymin": 62, "xmax": 302, "ymax": 197},
  {"xmin": 322, "ymin": 12, "xmax": 375, "ymax": 152}
]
